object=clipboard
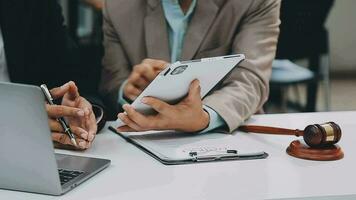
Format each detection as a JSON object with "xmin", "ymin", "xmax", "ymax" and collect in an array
[{"xmin": 109, "ymin": 126, "xmax": 268, "ymax": 165}]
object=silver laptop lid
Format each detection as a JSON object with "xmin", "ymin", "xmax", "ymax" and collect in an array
[{"xmin": 0, "ymin": 82, "xmax": 62, "ymax": 195}]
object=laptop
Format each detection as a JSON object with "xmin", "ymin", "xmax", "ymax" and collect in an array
[{"xmin": 0, "ymin": 82, "xmax": 111, "ymax": 196}]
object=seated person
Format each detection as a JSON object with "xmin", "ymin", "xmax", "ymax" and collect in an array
[
  {"xmin": 0, "ymin": 0, "xmax": 101, "ymax": 149},
  {"xmin": 99, "ymin": 0, "xmax": 281, "ymax": 133}
]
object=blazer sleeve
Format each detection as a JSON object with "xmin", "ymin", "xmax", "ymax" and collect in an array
[
  {"xmin": 99, "ymin": 0, "xmax": 132, "ymax": 116},
  {"xmin": 202, "ymin": 0, "xmax": 281, "ymax": 132}
]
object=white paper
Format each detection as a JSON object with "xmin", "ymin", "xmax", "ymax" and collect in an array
[{"xmin": 121, "ymin": 130, "xmax": 266, "ymax": 161}]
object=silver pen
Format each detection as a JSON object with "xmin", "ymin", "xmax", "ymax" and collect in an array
[{"xmin": 40, "ymin": 84, "xmax": 78, "ymax": 147}]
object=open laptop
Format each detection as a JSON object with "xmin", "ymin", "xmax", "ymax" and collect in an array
[{"xmin": 0, "ymin": 82, "xmax": 110, "ymax": 196}]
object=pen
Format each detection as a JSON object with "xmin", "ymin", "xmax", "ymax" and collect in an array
[{"xmin": 40, "ymin": 84, "xmax": 78, "ymax": 147}]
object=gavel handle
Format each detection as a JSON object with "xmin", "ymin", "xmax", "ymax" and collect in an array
[{"xmin": 239, "ymin": 125, "xmax": 304, "ymax": 137}]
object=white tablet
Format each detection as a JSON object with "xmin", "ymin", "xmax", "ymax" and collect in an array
[{"xmin": 116, "ymin": 54, "xmax": 245, "ymax": 127}]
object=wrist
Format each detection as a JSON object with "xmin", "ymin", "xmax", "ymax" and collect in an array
[
  {"xmin": 195, "ymin": 109, "xmax": 210, "ymax": 132},
  {"xmin": 178, "ymin": 109, "xmax": 210, "ymax": 133}
]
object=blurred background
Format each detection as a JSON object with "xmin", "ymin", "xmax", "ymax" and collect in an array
[{"xmin": 58, "ymin": 0, "xmax": 356, "ymax": 114}]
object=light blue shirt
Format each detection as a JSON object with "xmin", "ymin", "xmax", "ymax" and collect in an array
[
  {"xmin": 161, "ymin": 0, "xmax": 196, "ymax": 63},
  {"xmin": 118, "ymin": 0, "xmax": 227, "ymax": 133}
]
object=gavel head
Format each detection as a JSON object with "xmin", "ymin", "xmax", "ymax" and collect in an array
[{"xmin": 303, "ymin": 122, "xmax": 342, "ymax": 148}]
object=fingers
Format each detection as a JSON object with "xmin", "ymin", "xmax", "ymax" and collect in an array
[
  {"xmin": 86, "ymin": 112, "xmax": 97, "ymax": 141},
  {"xmin": 117, "ymin": 112, "xmax": 143, "ymax": 131},
  {"xmin": 52, "ymin": 132, "xmax": 90, "ymax": 150},
  {"xmin": 135, "ymin": 63, "xmax": 157, "ymax": 82},
  {"xmin": 67, "ymin": 81, "xmax": 80, "ymax": 100},
  {"xmin": 122, "ymin": 104, "xmax": 157, "ymax": 129},
  {"xmin": 50, "ymin": 82, "xmax": 70, "ymax": 99},
  {"xmin": 142, "ymin": 59, "xmax": 168, "ymax": 71},
  {"xmin": 50, "ymin": 81, "xmax": 79, "ymax": 100},
  {"xmin": 49, "ymin": 118, "xmax": 92, "ymax": 141},
  {"xmin": 187, "ymin": 79, "xmax": 202, "ymax": 101},
  {"xmin": 128, "ymin": 71, "xmax": 150, "ymax": 89},
  {"xmin": 141, "ymin": 97, "xmax": 171, "ymax": 115},
  {"xmin": 117, "ymin": 125, "xmax": 136, "ymax": 132},
  {"xmin": 46, "ymin": 104, "xmax": 85, "ymax": 118},
  {"xmin": 52, "ymin": 132, "xmax": 72, "ymax": 146},
  {"xmin": 124, "ymin": 59, "xmax": 168, "ymax": 101},
  {"xmin": 51, "ymin": 125, "xmax": 92, "ymax": 150},
  {"xmin": 132, "ymin": 63, "xmax": 156, "ymax": 82},
  {"xmin": 74, "ymin": 97, "xmax": 97, "ymax": 140},
  {"xmin": 124, "ymin": 82, "xmax": 142, "ymax": 101},
  {"xmin": 48, "ymin": 118, "xmax": 64, "ymax": 132},
  {"xmin": 76, "ymin": 97, "xmax": 93, "ymax": 117},
  {"xmin": 71, "ymin": 126, "xmax": 91, "ymax": 141},
  {"xmin": 132, "ymin": 59, "xmax": 168, "ymax": 82}
]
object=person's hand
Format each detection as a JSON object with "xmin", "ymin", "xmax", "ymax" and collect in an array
[
  {"xmin": 46, "ymin": 81, "xmax": 97, "ymax": 150},
  {"xmin": 117, "ymin": 80, "xmax": 210, "ymax": 132},
  {"xmin": 124, "ymin": 59, "xmax": 168, "ymax": 101}
]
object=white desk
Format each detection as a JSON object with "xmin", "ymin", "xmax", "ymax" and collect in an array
[{"xmin": 1, "ymin": 111, "xmax": 356, "ymax": 200}]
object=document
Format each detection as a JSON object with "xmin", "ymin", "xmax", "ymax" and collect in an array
[{"xmin": 112, "ymin": 129, "xmax": 268, "ymax": 165}]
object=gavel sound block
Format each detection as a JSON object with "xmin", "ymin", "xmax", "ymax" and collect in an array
[{"xmin": 239, "ymin": 122, "xmax": 344, "ymax": 161}]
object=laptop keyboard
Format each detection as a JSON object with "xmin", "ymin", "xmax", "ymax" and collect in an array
[{"xmin": 58, "ymin": 169, "xmax": 84, "ymax": 185}]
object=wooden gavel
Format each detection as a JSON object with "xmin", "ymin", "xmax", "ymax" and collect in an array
[{"xmin": 239, "ymin": 122, "xmax": 342, "ymax": 148}]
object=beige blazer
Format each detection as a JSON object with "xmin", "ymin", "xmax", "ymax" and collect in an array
[{"xmin": 99, "ymin": 0, "xmax": 281, "ymax": 132}]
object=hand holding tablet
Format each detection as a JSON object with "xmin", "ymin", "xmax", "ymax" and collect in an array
[{"xmin": 116, "ymin": 54, "xmax": 245, "ymax": 131}]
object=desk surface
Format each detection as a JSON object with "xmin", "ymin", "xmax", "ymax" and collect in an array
[{"xmin": 1, "ymin": 111, "xmax": 356, "ymax": 200}]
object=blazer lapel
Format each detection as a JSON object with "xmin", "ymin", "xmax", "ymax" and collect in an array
[
  {"xmin": 0, "ymin": 0, "xmax": 26, "ymax": 82},
  {"xmin": 144, "ymin": 0, "xmax": 170, "ymax": 62},
  {"xmin": 181, "ymin": 0, "xmax": 219, "ymax": 61}
]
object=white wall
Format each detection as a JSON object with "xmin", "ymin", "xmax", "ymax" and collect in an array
[{"xmin": 327, "ymin": 0, "xmax": 356, "ymax": 72}]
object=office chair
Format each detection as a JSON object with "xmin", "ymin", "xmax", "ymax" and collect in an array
[{"xmin": 269, "ymin": 0, "xmax": 335, "ymax": 112}]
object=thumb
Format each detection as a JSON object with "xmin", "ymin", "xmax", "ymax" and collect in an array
[
  {"xmin": 50, "ymin": 82, "xmax": 70, "ymax": 100},
  {"xmin": 187, "ymin": 79, "xmax": 201, "ymax": 101},
  {"xmin": 67, "ymin": 81, "xmax": 80, "ymax": 100},
  {"xmin": 50, "ymin": 81, "xmax": 79, "ymax": 100}
]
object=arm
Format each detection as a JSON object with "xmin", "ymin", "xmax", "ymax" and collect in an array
[
  {"xmin": 199, "ymin": 106, "xmax": 226, "ymax": 133},
  {"xmin": 41, "ymin": 0, "xmax": 80, "ymax": 88},
  {"xmin": 43, "ymin": 0, "xmax": 104, "ymax": 130},
  {"xmin": 99, "ymin": 0, "xmax": 132, "ymax": 116},
  {"xmin": 203, "ymin": 0, "xmax": 281, "ymax": 132}
]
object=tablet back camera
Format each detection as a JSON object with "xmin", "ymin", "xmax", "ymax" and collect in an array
[{"xmin": 171, "ymin": 65, "xmax": 188, "ymax": 75}]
